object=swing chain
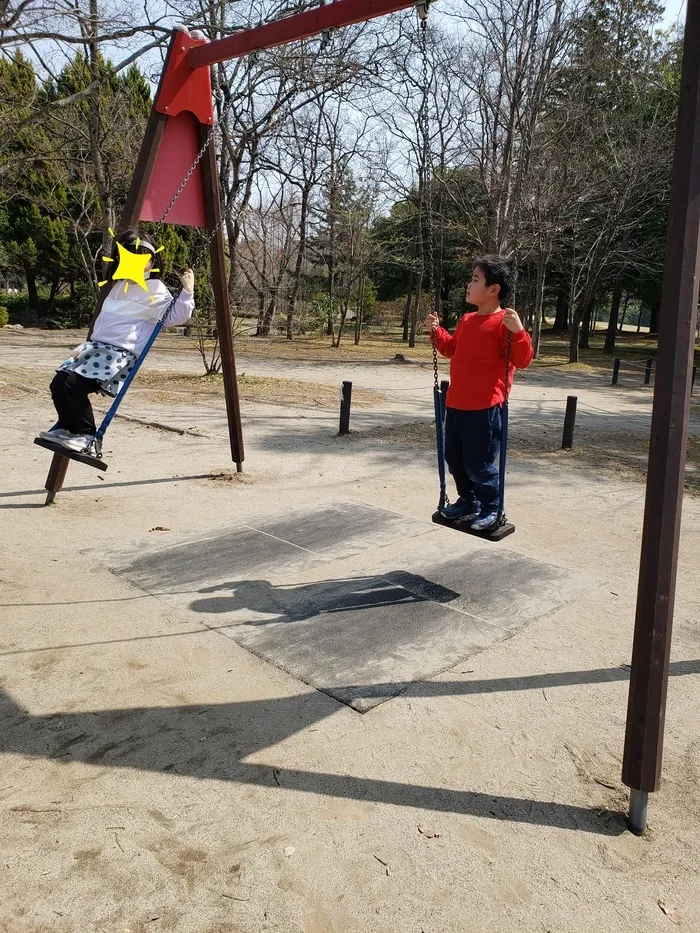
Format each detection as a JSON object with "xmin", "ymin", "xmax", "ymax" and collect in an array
[
  {"xmin": 504, "ymin": 331, "xmax": 512, "ymax": 401},
  {"xmin": 418, "ymin": 11, "xmax": 438, "ymax": 396},
  {"xmin": 418, "ymin": 5, "xmax": 449, "ymax": 511},
  {"xmin": 156, "ymin": 84, "xmax": 239, "ymax": 227},
  {"xmin": 157, "ymin": 129, "xmax": 214, "ymax": 225}
]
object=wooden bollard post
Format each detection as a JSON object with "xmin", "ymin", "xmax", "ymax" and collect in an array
[
  {"xmin": 612, "ymin": 358, "xmax": 621, "ymax": 386},
  {"xmin": 339, "ymin": 381, "xmax": 352, "ymax": 435},
  {"xmin": 562, "ymin": 395, "xmax": 578, "ymax": 449},
  {"xmin": 644, "ymin": 359, "xmax": 653, "ymax": 385}
]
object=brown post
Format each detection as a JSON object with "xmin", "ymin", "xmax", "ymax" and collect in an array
[
  {"xmin": 198, "ymin": 124, "xmax": 245, "ymax": 468},
  {"xmin": 44, "ymin": 452, "xmax": 70, "ymax": 505},
  {"xmin": 622, "ymin": 0, "xmax": 700, "ymax": 834}
]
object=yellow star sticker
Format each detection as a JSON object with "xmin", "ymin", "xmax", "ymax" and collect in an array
[
  {"xmin": 111, "ymin": 240, "xmax": 152, "ymax": 294},
  {"xmin": 98, "ymin": 232, "xmax": 165, "ymax": 300}
]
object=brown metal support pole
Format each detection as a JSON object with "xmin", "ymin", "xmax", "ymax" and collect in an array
[
  {"xmin": 622, "ymin": 0, "xmax": 700, "ymax": 835},
  {"xmin": 44, "ymin": 452, "xmax": 70, "ymax": 505},
  {"xmin": 120, "ymin": 112, "xmax": 169, "ymax": 226},
  {"xmin": 198, "ymin": 124, "xmax": 245, "ymax": 469}
]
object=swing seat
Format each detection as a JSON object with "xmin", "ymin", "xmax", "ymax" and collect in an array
[
  {"xmin": 33, "ymin": 437, "xmax": 109, "ymax": 472},
  {"xmin": 431, "ymin": 511, "xmax": 515, "ymax": 541}
]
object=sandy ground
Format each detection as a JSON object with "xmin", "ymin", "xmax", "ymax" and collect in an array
[{"xmin": 1, "ymin": 335, "xmax": 700, "ymax": 933}]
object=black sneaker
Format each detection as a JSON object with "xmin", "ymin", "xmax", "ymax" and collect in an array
[{"xmin": 440, "ymin": 499, "xmax": 480, "ymax": 522}]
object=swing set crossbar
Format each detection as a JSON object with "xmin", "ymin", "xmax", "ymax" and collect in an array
[{"xmin": 187, "ymin": 0, "xmax": 424, "ymax": 70}]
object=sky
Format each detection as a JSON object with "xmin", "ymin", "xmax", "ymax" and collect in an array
[{"xmin": 661, "ymin": 0, "xmax": 687, "ymax": 29}]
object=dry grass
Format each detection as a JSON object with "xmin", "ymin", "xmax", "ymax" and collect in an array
[
  {"xmin": 355, "ymin": 417, "xmax": 700, "ymax": 495},
  {"xmin": 0, "ymin": 365, "xmax": 382, "ymax": 410},
  {"xmin": 131, "ymin": 370, "xmax": 382, "ymax": 408},
  {"xmin": 3, "ymin": 323, "xmax": 698, "ymax": 373}
]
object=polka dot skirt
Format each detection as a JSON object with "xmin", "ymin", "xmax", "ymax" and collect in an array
[{"xmin": 58, "ymin": 341, "xmax": 138, "ymax": 397}]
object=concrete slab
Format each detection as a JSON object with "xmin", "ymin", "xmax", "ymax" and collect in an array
[
  {"xmin": 99, "ymin": 503, "xmax": 592, "ymax": 712},
  {"xmin": 103, "ymin": 503, "xmax": 436, "ymax": 594}
]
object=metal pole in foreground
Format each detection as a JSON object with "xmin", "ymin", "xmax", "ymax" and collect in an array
[
  {"xmin": 621, "ymin": 0, "xmax": 700, "ymax": 835},
  {"xmin": 612, "ymin": 358, "xmax": 621, "ymax": 386},
  {"xmin": 339, "ymin": 381, "xmax": 352, "ymax": 435},
  {"xmin": 628, "ymin": 790, "xmax": 649, "ymax": 836},
  {"xmin": 561, "ymin": 395, "xmax": 578, "ymax": 449}
]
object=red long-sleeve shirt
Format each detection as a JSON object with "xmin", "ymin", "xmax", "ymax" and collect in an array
[{"xmin": 433, "ymin": 310, "xmax": 534, "ymax": 410}]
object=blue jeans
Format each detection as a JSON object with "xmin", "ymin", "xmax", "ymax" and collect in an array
[{"xmin": 444, "ymin": 405, "xmax": 502, "ymax": 514}]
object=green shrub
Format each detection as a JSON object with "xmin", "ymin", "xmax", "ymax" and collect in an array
[
  {"xmin": 1, "ymin": 295, "xmax": 28, "ymax": 323},
  {"xmin": 1, "ymin": 287, "xmax": 96, "ymax": 328},
  {"xmin": 0, "ymin": 307, "xmax": 8, "ymax": 328}
]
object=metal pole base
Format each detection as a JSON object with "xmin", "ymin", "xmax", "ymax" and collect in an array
[{"xmin": 627, "ymin": 789, "xmax": 649, "ymax": 835}]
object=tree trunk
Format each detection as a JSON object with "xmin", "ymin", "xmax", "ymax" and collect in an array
[
  {"xmin": 553, "ymin": 282, "xmax": 570, "ymax": 331},
  {"xmin": 327, "ymin": 269, "xmax": 335, "ymax": 341},
  {"xmin": 336, "ymin": 292, "xmax": 351, "ymax": 348},
  {"xmin": 648, "ymin": 299, "xmax": 660, "ymax": 335},
  {"xmin": 286, "ymin": 297, "xmax": 296, "ymax": 340},
  {"xmin": 402, "ymin": 273, "xmax": 413, "ymax": 342},
  {"xmin": 532, "ymin": 259, "xmax": 546, "ymax": 358},
  {"xmin": 636, "ymin": 302, "xmax": 645, "ymax": 333},
  {"xmin": 48, "ymin": 274, "xmax": 60, "ymax": 314},
  {"xmin": 590, "ymin": 303, "xmax": 599, "ymax": 335},
  {"xmin": 260, "ymin": 296, "xmax": 276, "ymax": 336},
  {"xmin": 286, "ymin": 185, "xmax": 311, "ymax": 341},
  {"xmin": 579, "ymin": 298, "xmax": 593, "ymax": 350},
  {"xmin": 522, "ymin": 281, "xmax": 536, "ymax": 332},
  {"xmin": 255, "ymin": 288, "xmax": 266, "ymax": 336},
  {"xmin": 355, "ymin": 273, "xmax": 364, "ymax": 346},
  {"xmin": 568, "ymin": 296, "xmax": 588, "ymax": 363},
  {"xmin": 408, "ymin": 279, "xmax": 422, "ymax": 349},
  {"xmin": 604, "ymin": 281, "xmax": 623, "ymax": 354},
  {"xmin": 618, "ymin": 291, "xmax": 631, "ymax": 333},
  {"xmin": 24, "ymin": 264, "xmax": 39, "ymax": 310},
  {"xmin": 440, "ymin": 273, "xmax": 451, "ymax": 329}
]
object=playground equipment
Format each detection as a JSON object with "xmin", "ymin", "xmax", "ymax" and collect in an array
[{"xmin": 32, "ymin": 0, "xmax": 700, "ymax": 837}]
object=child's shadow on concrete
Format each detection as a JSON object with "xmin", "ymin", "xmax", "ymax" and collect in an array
[{"xmin": 190, "ymin": 573, "xmax": 461, "ymax": 626}]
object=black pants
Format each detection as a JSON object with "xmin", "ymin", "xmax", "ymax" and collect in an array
[
  {"xmin": 50, "ymin": 370, "xmax": 100, "ymax": 435},
  {"xmin": 444, "ymin": 405, "xmax": 502, "ymax": 514}
]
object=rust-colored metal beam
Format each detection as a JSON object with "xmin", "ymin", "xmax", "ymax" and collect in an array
[
  {"xmin": 622, "ymin": 0, "xmax": 700, "ymax": 834},
  {"xmin": 189, "ymin": 0, "xmax": 419, "ymax": 69}
]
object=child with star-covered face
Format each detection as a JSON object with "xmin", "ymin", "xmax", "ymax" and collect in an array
[{"xmin": 38, "ymin": 228, "xmax": 195, "ymax": 456}]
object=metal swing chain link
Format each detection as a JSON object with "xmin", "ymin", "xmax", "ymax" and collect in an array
[
  {"xmin": 153, "ymin": 90, "xmax": 239, "ymax": 275},
  {"xmin": 418, "ymin": 16, "xmax": 438, "ymax": 397},
  {"xmin": 418, "ymin": 8, "xmax": 450, "ymax": 509}
]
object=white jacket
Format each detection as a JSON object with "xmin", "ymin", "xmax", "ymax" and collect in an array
[{"xmin": 92, "ymin": 278, "xmax": 195, "ymax": 356}]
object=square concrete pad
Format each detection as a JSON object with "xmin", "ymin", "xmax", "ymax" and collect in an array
[{"xmin": 100, "ymin": 503, "xmax": 592, "ymax": 711}]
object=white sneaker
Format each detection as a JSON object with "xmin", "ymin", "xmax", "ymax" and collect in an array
[
  {"xmin": 39, "ymin": 427, "xmax": 71, "ymax": 441},
  {"xmin": 59, "ymin": 433, "xmax": 97, "ymax": 454},
  {"xmin": 471, "ymin": 511, "xmax": 501, "ymax": 532}
]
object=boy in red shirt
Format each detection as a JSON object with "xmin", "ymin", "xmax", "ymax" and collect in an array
[{"xmin": 425, "ymin": 254, "xmax": 533, "ymax": 531}]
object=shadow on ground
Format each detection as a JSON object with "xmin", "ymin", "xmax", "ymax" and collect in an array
[{"xmin": 3, "ymin": 660, "xmax": 699, "ymax": 838}]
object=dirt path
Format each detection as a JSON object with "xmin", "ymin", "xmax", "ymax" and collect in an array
[
  {"xmin": 2, "ymin": 329, "xmax": 699, "ymax": 442},
  {"xmin": 2, "ymin": 382, "xmax": 700, "ymax": 933}
]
